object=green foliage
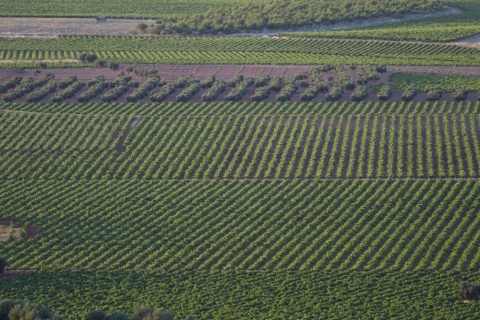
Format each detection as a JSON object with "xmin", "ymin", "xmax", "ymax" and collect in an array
[
  {"xmin": 0, "ymin": 258, "xmax": 6, "ymax": 274},
  {"xmin": 281, "ymin": 0, "xmax": 480, "ymax": 42},
  {"xmin": 1, "ymin": 36, "xmax": 480, "ymax": 66},
  {"xmin": 388, "ymin": 72, "xmax": 480, "ymax": 91},
  {"xmin": 147, "ymin": 0, "xmax": 441, "ymax": 34}
]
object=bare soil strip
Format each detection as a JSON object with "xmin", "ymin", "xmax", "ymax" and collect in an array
[{"xmin": 0, "ymin": 17, "xmax": 155, "ymax": 38}]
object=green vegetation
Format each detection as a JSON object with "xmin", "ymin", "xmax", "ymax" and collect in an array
[
  {"xmin": 388, "ymin": 72, "xmax": 480, "ymax": 91},
  {"xmin": 1, "ymin": 100, "xmax": 480, "ymax": 116},
  {"xmin": 1, "ymin": 36, "xmax": 479, "ymax": 66},
  {"xmin": 145, "ymin": 0, "xmax": 441, "ymax": 35},
  {"xmin": 1, "ymin": 113, "xmax": 480, "ymax": 179},
  {"xmin": 2, "ymin": 271, "xmax": 480, "ymax": 319},
  {"xmin": 0, "ymin": 0, "xmax": 251, "ymax": 18},
  {"xmin": 281, "ymin": 0, "xmax": 480, "ymax": 42}
]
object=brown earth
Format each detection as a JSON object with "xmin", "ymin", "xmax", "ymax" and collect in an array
[
  {"xmin": 0, "ymin": 221, "xmax": 38, "ymax": 241},
  {"xmin": 0, "ymin": 270, "xmax": 36, "ymax": 279}
]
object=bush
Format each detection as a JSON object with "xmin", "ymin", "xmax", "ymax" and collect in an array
[
  {"xmin": 176, "ymin": 82, "xmax": 201, "ymax": 102},
  {"xmin": 51, "ymin": 81, "xmax": 85, "ymax": 102},
  {"xmin": 459, "ymin": 283, "xmax": 480, "ymax": 301},
  {"xmin": 276, "ymin": 78, "xmax": 298, "ymax": 101},
  {"xmin": 126, "ymin": 75, "xmax": 160, "ymax": 102},
  {"xmin": 426, "ymin": 86, "xmax": 442, "ymax": 101},
  {"xmin": 251, "ymin": 86, "xmax": 270, "ymax": 101},
  {"xmin": 376, "ymin": 65, "xmax": 388, "ymax": 73},
  {"xmin": 59, "ymin": 75, "xmax": 78, "ymax": 89},
  {"xmin": 325, "ymin": 83, "xmax": 343, "ymax": 101},
  {"xmin": 227, "ymin": 74, "xmax": 244, "ymax": 87},
  {"xmin": 202, "ymin": 80, "xmax": 226, "ymax": 101},
  {"xmin": 254, "ymin": 75, "xmax": 270, "ymax": 87},
  {"xmin": 0, "ymin": 257, "xmax": 6, "ymax": 274},
  {"xmin": 267, "ymin": 77, "xmax": 283, "ymax": 92},
  {"xmin": 201, "ymin": 75, "xmax": 216, "ymax": 88},
  {"xmin": 0, "ymin": 76, "xmax": 22, "ymax": 93},
  {"xmin": 377, "ymin": 85, "xmax": 392, "ymax": 101},
  {"xmin": 3, "ymin": 77, "xmax": 36, "ymax": 102},
  {"xmin": 78, "ymin": 81, "xmax": 108, "ymax": 102},
  {"xmin": 85, "ymin": 310, "xmax": 107, "ymax": 320},
  {"xmin": 79, "ymin": 52, "xmax": 98, "ymax": 63},
  {"xmin": 350, "ymin": 85, "xmax": 369, "ymax": 101},
  {"xmin": 175, "ymin": 75, "xmax": 189, "ymax": 88},
  {"xmin": 150, "ymin": 83, "xmax": 176, "ymax": 102},
  {"xmin": 402, "ymin": 85, "xmax": 417, "ymax": 101},
  {"xmin": 451, "ymin": 86, "xmax": 468, "ymax": 101},
  {"xmin": 26, "ymin": 81, "xmax": 57, "ymax": 103},
  {"xmin": 226, "ymin": 79, "xmax": 251, "ymax": 101}
]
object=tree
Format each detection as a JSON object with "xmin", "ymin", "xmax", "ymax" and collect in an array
[
  {"xmin": 0, "ymin": 258, "xmax": 6, "ymax": 274},
  {"xmin": 137, "ymin": 23, "xmax": 148, "ymax": 33}
]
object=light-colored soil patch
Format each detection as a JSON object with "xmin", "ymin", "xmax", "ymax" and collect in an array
[
  {"xmin": 0, "ymin": 17, "xmax": 155, "ymax": 38},
  {"xmin": 0, "ymin": 270, "xmax": 36, "ymax": 279},
  {"xmin": 450, "ymin": 33, "xmax": 480, "ymax": 49},
  {"xmin": 0, "ymin": 221, "xmax": 38, "ymax": 241},
  {"xmin": 228, "ymin": 6, "xmax": 463, "ymax": 37}
]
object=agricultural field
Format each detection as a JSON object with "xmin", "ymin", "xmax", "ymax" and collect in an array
[{"xmin": 1, "ymin": 0, "xmax": 480, "ymax": 319}]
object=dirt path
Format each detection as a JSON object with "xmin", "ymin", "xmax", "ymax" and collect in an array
[
  {"xmin": 227, "ymin": 6, "xmax": 463, "ymax": 37},
  {"xmin": 0, "ymin": 17, "xmax": 155, "ymax": 38}
]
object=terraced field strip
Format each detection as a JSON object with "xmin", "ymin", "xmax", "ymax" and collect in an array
[
  {"xmin": 2, "ymin": 180, "xmax": 480, "ymax": 272},
  {"xmin": 2, "ymin": 113, "xmax": 480, "ymax": 179},
  {"xmin": 1, "ymin": 36, "xmax": 480, "ymax": 65}
]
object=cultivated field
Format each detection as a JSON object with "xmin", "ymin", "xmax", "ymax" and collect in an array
[{"xmin": 1, "ymin": 0, "xmax": 480, "ymax": 319}]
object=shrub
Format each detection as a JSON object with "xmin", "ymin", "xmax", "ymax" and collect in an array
[
  {"xmin": 96, "ymin": 60, "xmax": 108, "ymax": 68},
  {"xmin": 3, "ymin": 77, "xmax": 36, "ymax": 102},
  {"xmin": 426, "ymin": 86, "xmax": 442, "ymax": 101},
  {"xmin": 201, "ymin": 75, "xmax": 216, "ymax": 88},
  {"xmin": 26, "ymin": 81, "xmax": 57, "ymax": 102},
  {"xmin": 276, "ymin": 78, "xmax": 298, "ymax": 101},
  {"xmin": 364, "ymin": 66, "xmax": 379, "ymax": 81},
  {"xmin": 377, "ymin": 85, "xmax": 392, "ymax": 101},
  {"xmin": 451, "ymin": 86, "xmax": 468, "ymax": 101},
  {"xmin": 402, "ymin": 85, "xmax": 417, "ymax": 101},
  {"xmin": 226, "ymin": 79, "xmax": 251, "ymax": 101},
  {"xmin": 176, "ymin": 82, "xmax": 201, "ymax": 102},
  {"xmin": 227, "ymin": 73, "xmax": 244, "ymax": 87},
  {"xmin": 254, "ymin": 75, "xmax": 270, "ymax": 87},
  {"xmin": 350, "ymin": 85, "xmax": 369, "ymax": 101},
  {"xmin": 356, "ymin": 72, "xmax": 368, "ymax": 85},
  {"xmin": 251, "ymin": 86, "xmax": 270, "ymax": 101},
  {"xmin": 202, "ymin": 80, "xmax": 226, "ymax": 101},
  {"xmin": 376, "ymin": 65, "xmax": 388, "ymax": 73},
  {"xmin": 59, "ymin": 75, "xmax": 78, "ymax": 89},
  {"xmin": 126, "ymin": 75, "xmax": 160, "ymax": 102},
  {"xmin": 150, "ymin": 83, "xmax": 176, "ymax": 102},
  {"xmin": 0, "ymin": 76, "xmax": 22, "ymax": 93},
  {"xmin": 79, "ymin": 52, "xmax": 98, "ymax": 63},
  {"xmin": 325, "ymin": 83, "xmax": 343, "ymax": 101},
  {"xmin": 85, "ymin": 310, "xmax": 107, "ymax": 320},
  {"xmin": 175, "ymin": 75, "xmax": 189, "ymax": 88},
  {"xmin": 267, "ymin": 77, "xmax": 283, "ymax": 92},
  {"xmin": 51, "ymin": 81, "xmax": 85, "ymax": 102},
  {"xmin": 78, "ymin": 81, "xmax": 108, "ymax": 102}
]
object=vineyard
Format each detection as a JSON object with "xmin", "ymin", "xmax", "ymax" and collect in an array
[
  {"xmin": 2, "ymin": 0, "xmax": 480, "ymax": 317},
  {"xmin": 1, "ymin": 36, "xmax": 480, "ymax": 65},
  {"xmin": 2, "ymin": 113, "xmax": 480, "ymax": 179}
]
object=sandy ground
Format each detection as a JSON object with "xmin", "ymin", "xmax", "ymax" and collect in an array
[{"xmin": 0, "ymin": 17, "xmax": 155, "ymax": 38}]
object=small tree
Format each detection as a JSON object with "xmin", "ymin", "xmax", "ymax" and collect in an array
[
  {"xmin": 85, "ymin": 310, "xmax": 107, "ymax": 320},
  {"xmin": 137, "ymin": 23, "xmax": 148, "ymax": 33},
  {"xmin": 0, "ymin": 257, "xmax": 7, "ymax": 274},
  {"xmin": 459, "ymin": 282, "xmax": 480, "ymax": 301}
]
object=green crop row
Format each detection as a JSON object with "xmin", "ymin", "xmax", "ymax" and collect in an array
[{"xmin": 2, "ymin": 100, "xmax": 480, "ymax": 116}]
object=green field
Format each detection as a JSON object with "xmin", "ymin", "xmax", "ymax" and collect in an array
[
  {"xmin": 1, "ymin": 36, "xmax": 479, "ymax": 66},
  {"xmin": 0, "ymin": 0, "xmax": 252, "ymax": 18},
  {"xmin": 282, "ymin": 0, "xmax": 480, "ymax": 42},
  {"xmin": 2, "ymin": 0, "xmax": 480, "ymax": 318}
]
